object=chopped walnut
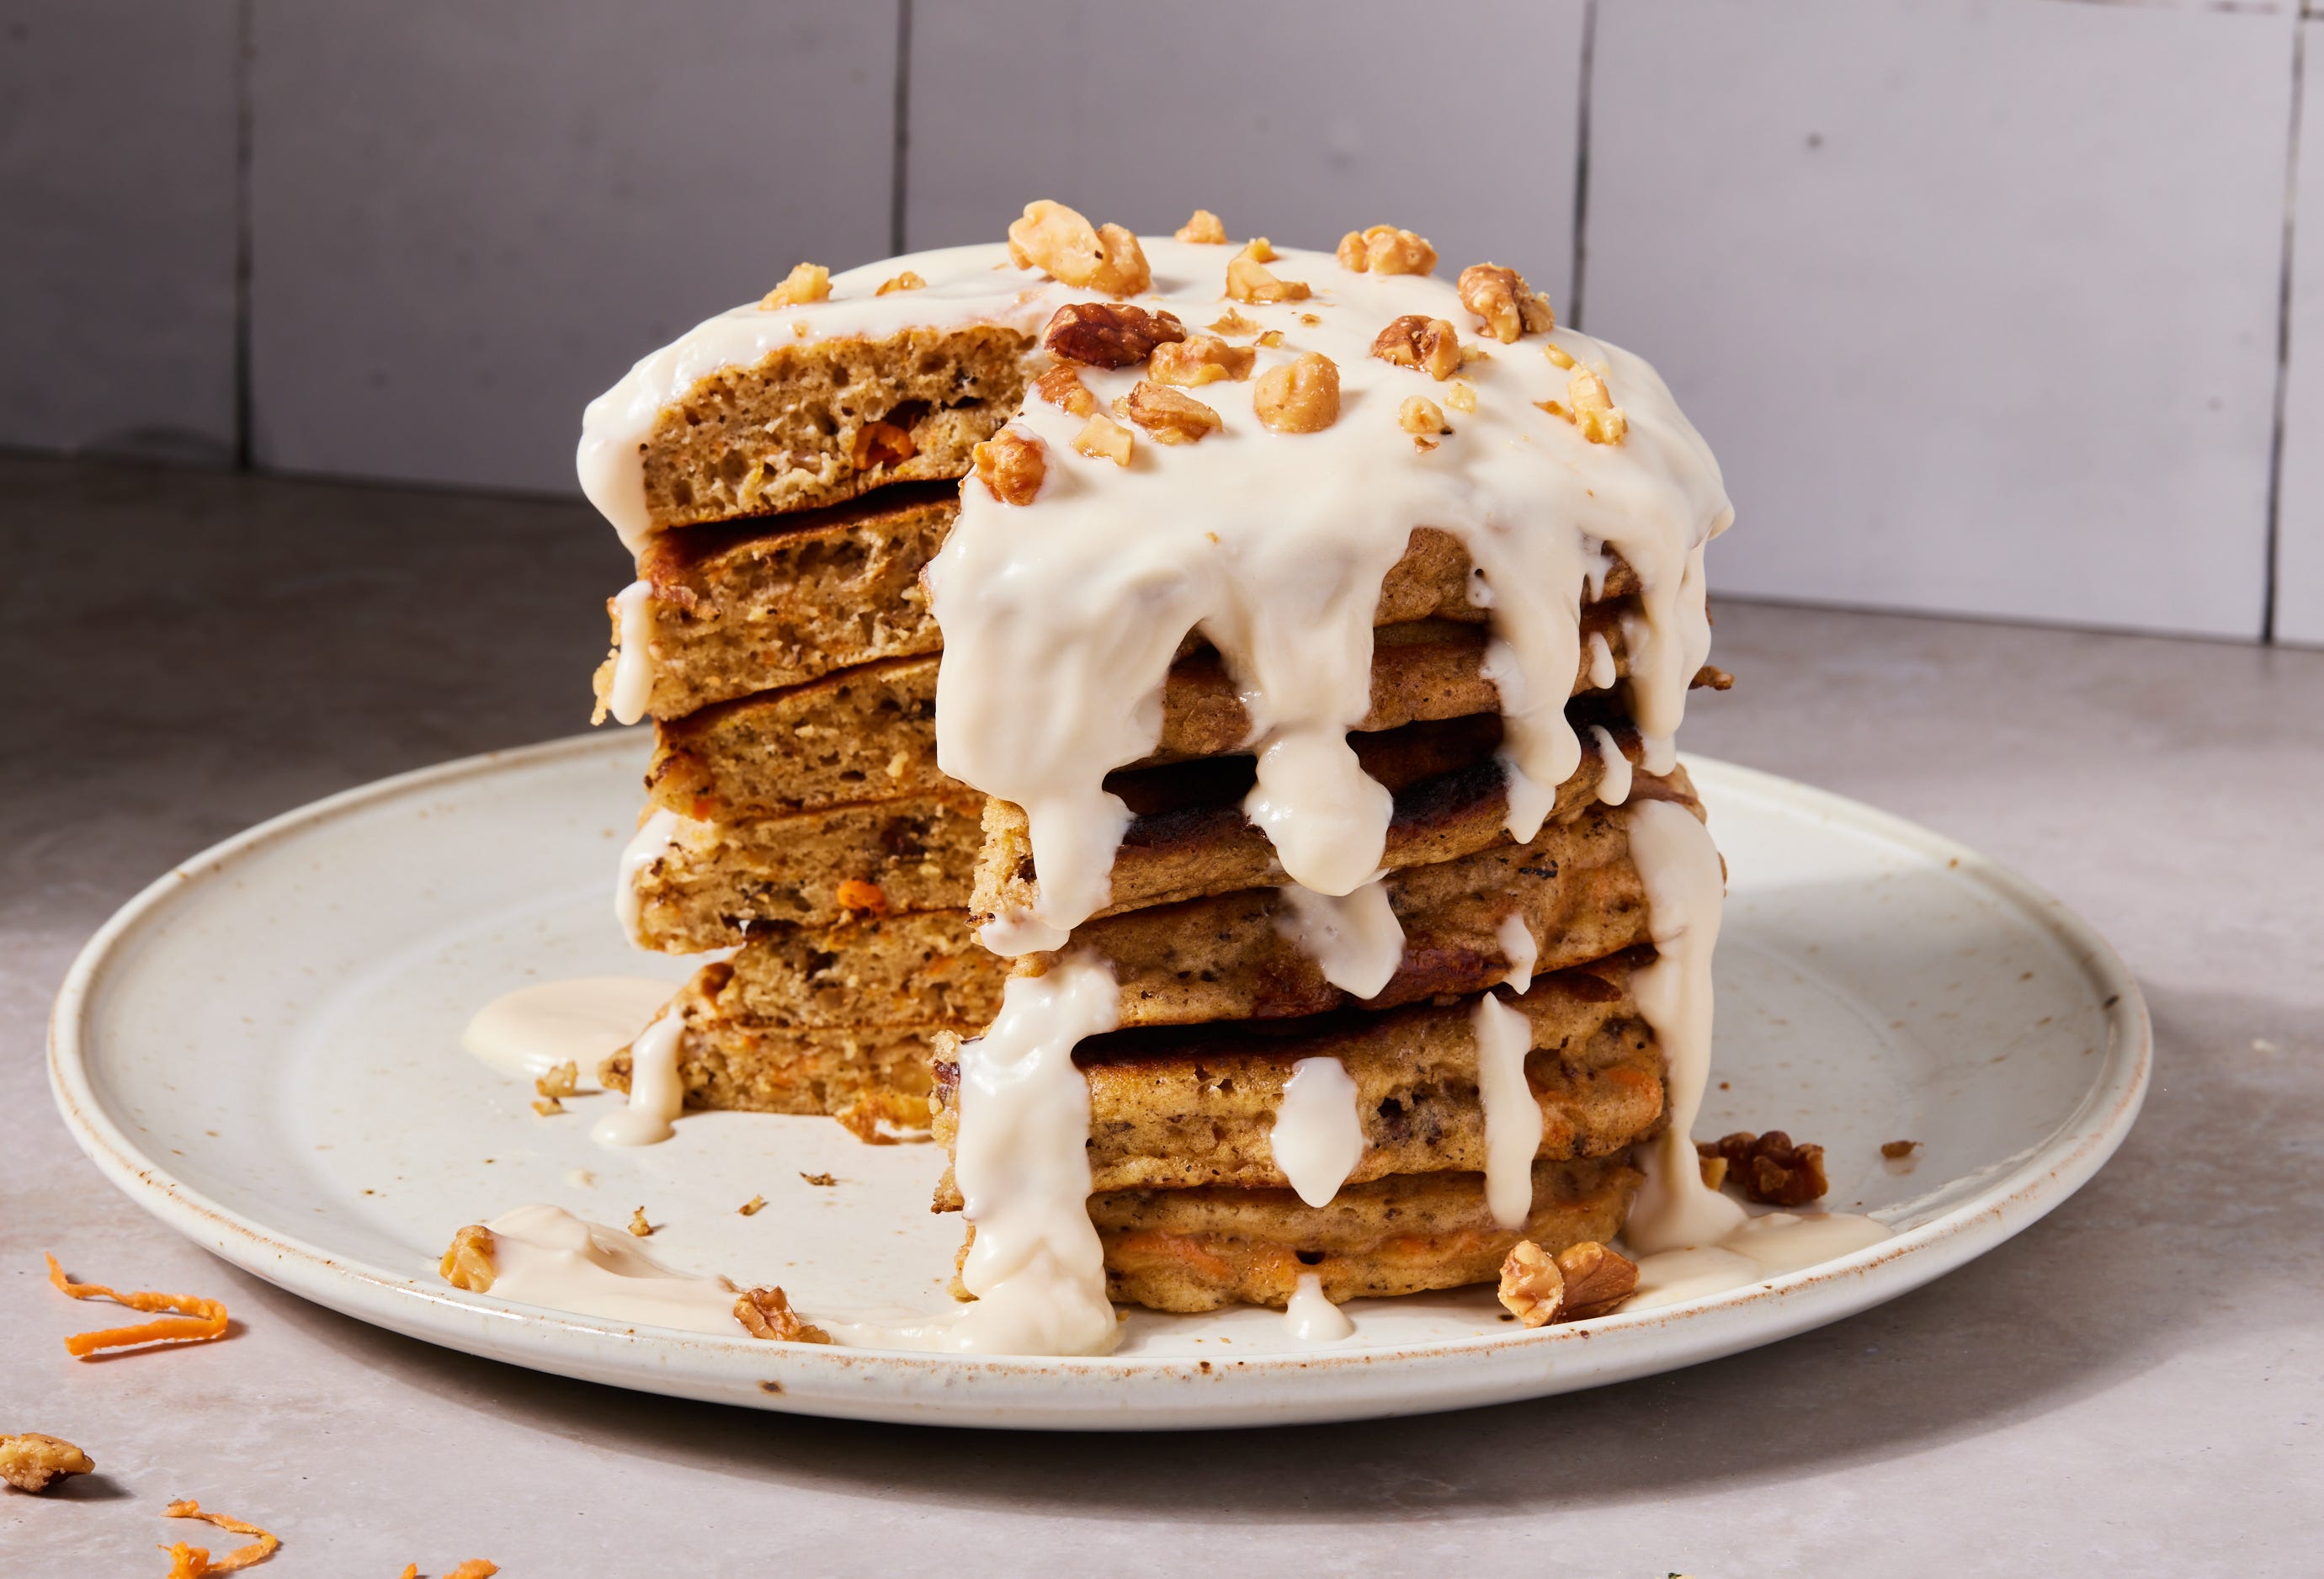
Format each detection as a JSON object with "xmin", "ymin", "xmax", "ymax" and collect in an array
[
  {"xmin": 1253, "ymin": 352, "xmax": 1341, "ymax": 433},
  {"xmin": 1256, "ymin": 328, "xmax": 1285, "ymax": 348},
  {"xmin": 1457, "ymin": 262, "xmax": 1554, "ymax": 343},
  {"xmin": 800, "ymin": 1171, "xmax": 837, "ymax": 1187},
  {"xmin": 1209, "ymin": 308, "xmax": 1262, "ymax": 337},
  {"xmin": 1566, "ymin": 366, "xmax": 1628, "ymax": 444},
  {"xmin": 759, "ymin": 262, "xmax": 830, "ymax": 310},
  {"xmin": 1694, "ymin": 663, "xmax": 1734, "ymax": 691},
  {"xmin": 1006, "ymin": 199, "xmax": 1151, "ymax": 295},
  {"xmin": 1556, "ymin": 1240, "xmax": 1640, "ymax": 1317},
  {"xmin": 627, "ymin": 1207, "xmax": 653, "ymax": 1236},
  {"xmin": 1371, "ymin": 315, "xmax": 1462, "ymax": 380},
  {"xmin": 1543, "ymin": 341, "xmax": 1577, "ymax": 369},
  {"xmin": 1497, "ymin": 1240, "xmax": 1564, "ymax": 1326},
  {"xmin": 1444, "ymin": 380, "xmax": 1477, "ymax": 413},
  {"xmin": 1150, "ymin": 334, "xmax": 1257, "ymax": 385},
  {"xmin": 738, "ymin": 1194, "xmax": 767, "ymax": 1216},
  {"xmin": 535, "ymin": 1061, "xmax": 577, "ymax": 1100},
  {"xmin": 439, "ymin": 1225, "xmax": 496, "ymax": 1293},
  {"xmin": 1075, "ymin": 412, "xmax": 1135, "ymax": 465},
  {"xmin": 875, "ymin": 269, "xmax": 927, "ymax": 295},
  {"xmin": 1399, "ymin": 396, "xmax": 1450, "ymax": 450},
  {"xmin": 1880, "ymin": 1139, "xmax": 1922, "ymax": 1160},
  {"xmin": 1699, "ymin": 1153, "xmax": 1730, "ymax": 1190},
  {"xmin": 851, "ymin": 418, "xmax": 918, "ymax": 469},
  {"xmin": 972, "ymin": 429, "xmax": 1047, "ymax": 505},
  {"xmin": 1336, "ymin": 224, "xmax": 1437, "ymax": 276},
  {"xmin": 1043, "ymin": 300, "xmax": 1187, "ymax": 368},
  {"xmin": 1226, "ymin": 253, "xmax": 1311, "ymax": 305},
  {"xmin": 0, "ymin": 1433, "xmax": 93, "ymax": 1493},
  {"xmin": 1236, "ymin": 237, "xmax": 1277, "ymax": 262},
  {"xmin": 834, "ymin": 878, "xmax": 889, "ymax": 915},
  {"xmin": 530, "ymin": 1097, "xmax": 565, "ymax": 1117},
  {"xmin": 1175, "ymin": 208, "xmax": 1227, "ymax": 244},
  {"xmin": 1033, "ymin": 364, "xmax": 1098, "ymax": 417},
  {"xmin": 1117, "ymin": 380, "xmax": 1223, "ymax": 444},
  {"xmin": 735, "ymin": 1285, "xmax": 832, "ymax": 1343},
  {"xmin": 1699, "ymin": 1131, "xmax": 1829, "ymax": 1206}
]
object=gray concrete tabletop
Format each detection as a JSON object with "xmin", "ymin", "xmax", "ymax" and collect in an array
[{"xmin": 3, "ymin": 455, "xmax": 2316, "ymax": 1576}]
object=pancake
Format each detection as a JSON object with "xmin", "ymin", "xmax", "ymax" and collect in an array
[{"xmin": 929, "ymin": 955, "xmax": 1667, "ymax": 1202}]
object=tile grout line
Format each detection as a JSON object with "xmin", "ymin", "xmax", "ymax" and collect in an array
[
  {"xmin": 232, "ymin": 0, "xmax": 255, "ymax": 472},
  {"xmin": 2263, "ymin": 21, "xmax": 2305, "ymax": 644},
  {"xmin": 1568, "ymin": 0, "xmax": 1598, "ymax": 330},
  {"xmin": 890, "ymin": 0, "xmax": 914, "ymax": 256}
]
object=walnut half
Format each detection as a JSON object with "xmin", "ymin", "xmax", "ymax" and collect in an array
[
  {"xmin": 0, "ymin": 1433, "xmax": 94, "ymax": 1494},
  {"xmin": 973, "ymin": 429, "xmax": 1047, "ymax": 505},
  {"xmin": 1371, "ymin": 315, "xmax": 1462, "ymax": 380},
  {"xmin": 1336, "ymin": 224, "xmax": 1437, "ymax": 276},
  {"xmin": 1043, "ymin": 301, "xmax": 1186, "ymax": 369},
  {"xmin": 1497, "ymin": 1238, "xmax": 1640, "ymax": 1326},
  {"xmin": 735, "ymin": 1286, "xmax": 832, "ymax": 1343}
]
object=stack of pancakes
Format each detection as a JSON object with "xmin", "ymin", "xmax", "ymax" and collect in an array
[{"xmin": 589, "ymin": 213, "xmax": 1731, "ymax": 1321}]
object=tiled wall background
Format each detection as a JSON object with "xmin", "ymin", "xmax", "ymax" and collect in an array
[{"xmin": 6, "ymin": 0, "xmax": 2321, "ymax": 644}]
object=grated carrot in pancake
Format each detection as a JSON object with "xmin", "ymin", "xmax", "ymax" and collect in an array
[
  {"xmin": 159, "ymin": 1499, "xmax": 279, "ymax": 1574},
  {"xmin": 44, "ymin": 1253, "xmax": 229, "ymax": 1357}
]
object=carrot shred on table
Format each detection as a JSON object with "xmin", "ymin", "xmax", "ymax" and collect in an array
[
  {"xmin": 44, "ymin": 1253, "xmax": 229, "ymax": 1357},
  {"xmin": 158, "ymin": 1498, "xmax": 279, "ymax": 1574},
  {"xmin": 398, "ymin": 1564, "xmax": 497, "ymax": 1578}
]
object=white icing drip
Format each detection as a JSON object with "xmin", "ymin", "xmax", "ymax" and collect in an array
[
  {"xmin": 1274, "ymin": 879, "xmax": 1404, "ymax": 999},
  {"xmin": 468, "ymin": 1204, "xmax": 738, "ymax": 1335},
  {"xmin": 591, "ymin": 1010, "xmax": 685, "ymax": 1147},
  {"xmin": 462, "ymin": 976, "xmax": 671, "ymax": 1086},
  {"xmin": 607, "ymin": 580, "xmax": 656, "ymax": 726},
  {"xmin": 944, "ymin": 954, "xmax": 1122, "ymax": 1355},
  {"xmin": 1283, "ymin": 1273, "xmax": 1355, "ymax": 1343},
  {"xmin": 1470, "ymin": 992, "xmax": 1542, "ymax": 1231},
  {"xmin": 1627, "ymin": 1211, "xmax": 1894, "ymax": 1310},
  {"xmin": 906, "ymin": 239, "xmax": 1728, "ymax": 949},
  {"xmin": 1269, "ymin": 1056, "xmax": 1367, "ymax": 1208},
  {"xmin": 1620, "ymin": 799, "xmax": 1747, "ymax": 1254},
  {"xmin": 1496, "ymin": 910, "xmax": 1538, "ymax": 994},
  {"xmin": 1591, "ymin": 724, "xmax": 1633, "ymax": 806},
  {"xmin": 615, "ymin": 809, "xmax": 684, "ymax": 946},
  {"xmin": 1586, "ymin": 630, "xmax": 1617, "ymax": 690},
  {"xmin": 1619, "ymin": 542, "xmax": 1716, "ymax": 777}
]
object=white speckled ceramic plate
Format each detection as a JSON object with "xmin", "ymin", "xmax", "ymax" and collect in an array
[{"xmin": 49, "ymin": 732, "xmax": 2147, "ymax": 1430}]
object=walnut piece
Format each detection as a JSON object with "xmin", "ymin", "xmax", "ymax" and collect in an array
[
  {"xmin": 759, "ymin": 262, "xmax": 830, "ymax": 310},
  {"xmin": 1209, "ymin": 308, "xmax": 1262, "ymax": 337},
  {"xmin": 1253, "ymin": 352, "xmax": 1341, "ymax": 433},
  {"xmin": 1445, "ymin": 380, "xmax": 1477, "ymax": 413},
  {"xmin": 1371, "ymin": 315, "xmax": 1462, "ymax": 380},
  {"xmin": 1075, "ymin": 412, "xmax": 1135, "ymax": 465},
  {"xmin": 1256, "ymin": 328, "xmax": 1285, "ymax": 348},
  {"xmin": 973, "ymin": 430, "xmax": 1047, "ymax": 505},
  {"xmin": 1566, "ymin": 366, "xmax": 1629, "ymax": 444},
  {"xmin": 800, "ymin": 1171, "xmax": 837, "ymax": 1187},
  {"xmin": 738, "ymin": 1194, "xmax": 768, "ymax": 1216},
  {"xmin": 1699, "ymin": 1130, "xmax": 1830, "ymax": 1206},
  {"xmin": 1150, "ymin": 334, "xmax": 1256, "ymax": 385},
  {"xmin": 1117, "ymin": 380, "xmax": 1223, "ymax": 444},
  {"xmin": 875, "ymin": 269, "xmax": 927, "ymax": 295},
  {"xmin": 1176, "ymin": 208, "xmax": 1227, "ymax": 244},
  {"xmin": 1336, "ymin": 224, "xmax": 1437, "ymax": 276},
  {"xmin": 1006, "ymin": 199, "xmax": 1151, "ymax": 295},
  {"xmin": 1543, "ymin": 341, "xmax": 1577, "ymax": 369},
  {"xmin": 1399, "ymin": 396, "xmax": 1450, "ymax": 451},
  {"xmin": 530, "ymin": 1096, "xmax": 564, "ymax": 1117},
  {"xmin": 1044, "ymin": 301, "xmax": 1186, "ymax": 368},
  {"xmin": 1497, "ymin": 1240, "xmax": 1564, "ymax": 1326},
  {"xmin": 734, "ymin": 1286, "xmax": 832, "ymax": 1343},
  {"xmin": 0, "ymin": 1433, "xmax": 94, "ymax": 1493},
  {"xmin": 1236, "ymin": 237, "xmax": 1278, "ymax": 262},
  {"xmin": 1881, "ymin": 1139, "xmax": 1922, "ymax": 1160},
  {"xmin": 535, "ymin": 1061, "xmax": 577, "ymax": 1099},
  {"xmin": 1033, "ymin": 364, "xmax": 1098, "ymax": 417},
  {"xmin": 1457, "ymin": 262, "xmax": 1555, "ymax": 343},
  {"xmin": 1226, "ymin": 253, "xmax": 1311, "ymax": 305},
  {"xmin": 1556, "ymin": 1239, "xmax": 1640, "ymax": 1318},
  {"xmin": 850, "ymin": 418, "xmax": 917, "ymax": 470},
  {"xmin": 1699, "ymin": 1153, "xmax": 1730, "ymax": 1190},
  {"xmin": 439, "ymin": 1225, "xmax": 496, "ymax": 1293},
  {"xmin": 627, "ymin": 1207, "xmax": 653, "ymax": 1236}
]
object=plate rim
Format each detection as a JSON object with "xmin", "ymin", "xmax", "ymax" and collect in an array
[{"xmin": 47, "ymin": 731, "xmax": 2151, "ymax": 1430}]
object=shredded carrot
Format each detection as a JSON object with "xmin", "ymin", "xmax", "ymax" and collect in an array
[
  {"xmin": 158, "ymin": 1499, "xmax": 279, "ymax": 1573},
  {"xmin": 397, "ymin": 1560, "xmax": 497, "ymax": 1578},
  {"xmin": 45, "ymin": 1253, "xmax": 229, "ymax": 1357}
]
